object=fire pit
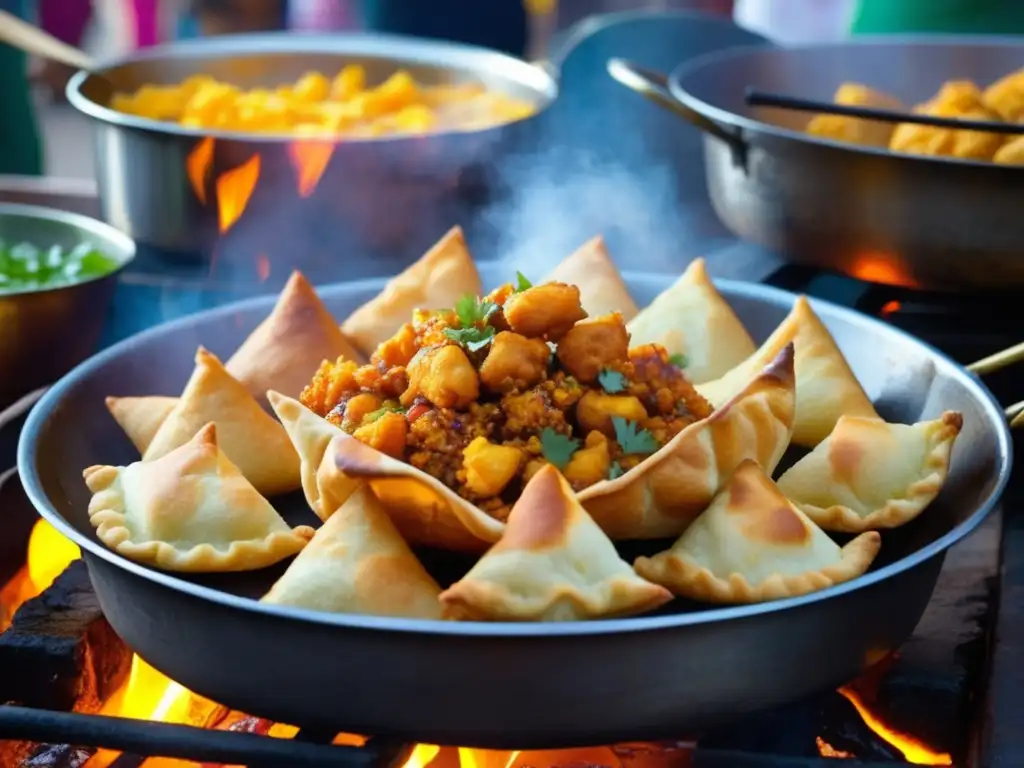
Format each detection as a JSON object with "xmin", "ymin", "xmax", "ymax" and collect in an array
[{"xmin": 1, "ymin": 245, "xmax": 1013, "ymax": 767}]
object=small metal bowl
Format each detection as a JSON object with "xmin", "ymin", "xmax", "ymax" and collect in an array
[{"xmin": 0, "ymin": 203, "xmax": 135, "ymax": 409}]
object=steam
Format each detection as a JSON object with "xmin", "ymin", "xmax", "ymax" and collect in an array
[{"xmin": 481, "ymin": 145, "xmax": 695, "ymax": 279}]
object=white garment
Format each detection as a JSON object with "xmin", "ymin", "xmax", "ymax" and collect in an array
[{"xmin": 734, "ymin": 0, "xmax": 855, "ymax": 44}]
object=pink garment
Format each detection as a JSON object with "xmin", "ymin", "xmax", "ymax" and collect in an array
[
  {"xmin": 289, "ymin": 0, "xmax": 358, "ymax": 31},
  {"xmin": 38, "ymin": 0, "xmax": 92, "ymax": 46},
  {"xmin": 128, "ymin": 0, "xmax": 160, "ymax": 48}
]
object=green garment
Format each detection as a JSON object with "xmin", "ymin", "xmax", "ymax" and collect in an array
[
  {"xmin": 852, "ymin": 0, "xmax": 1024, "ymax": 35},
  {"xmin": 0, "ymin": 0, "xmax": 43, "ymax": 176}
]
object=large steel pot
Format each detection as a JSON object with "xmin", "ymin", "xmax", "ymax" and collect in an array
[
  {"xmin": 608, "ymin": 38, "xmax": 1024, "ymax": 293},
  {"xmin": 67, "ymin": 33, "xmax": 556, "ymax": 259}
]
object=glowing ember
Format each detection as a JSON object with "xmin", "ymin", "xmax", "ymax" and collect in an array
[
  {"xmin": 816, "ymin": 736, "xmax": 853, "ymax": 759},
  {"xmin": 287, "ymin": 140, "xmax": 334, "ymax": 198},
  {"xmin": 0, "ymin": 567, "xmax": 35, "ymax": 630},
  {"xmin": 216, "ymin": 154, "xmax": 261, "ymax": 234},
  {"xmin": 256, "ymin": 254, "xmax": 271, "ymax": 282},
  {"xmin": 880, "ymin": 300, "xmax": 903, "ymax": 317},
  {"xmin": 186, "ymin": 137, "xmax": 215, "ymax": 205},
  {"xmin": 838, "ymin": 686, "xmax": 952, "ymax": 765},
  {"xmin": 846, "ymin": 252, "xmax": 918, "ymax": 288}
]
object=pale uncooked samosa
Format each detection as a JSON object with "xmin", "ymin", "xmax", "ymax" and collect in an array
[
  {"xmin": 777, "ymin": 411, "xmax": 963, "ymax": 532},
  {"xmin": 84, "ymin": 423, "xmax": 313, "ymax": 572},
  {"xmin": 626, "ymin": 258, "xmax": 755, "ymax": 384}
]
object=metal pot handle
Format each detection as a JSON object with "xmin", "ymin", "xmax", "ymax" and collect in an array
[{"xmin": 606, "ymin": 58, "xmax": 747, "ymax": 165}]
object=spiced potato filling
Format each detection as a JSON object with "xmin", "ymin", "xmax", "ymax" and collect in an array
[{"xmin": 301, "ymin": 277, "xmax": 712, "ymax": 521}]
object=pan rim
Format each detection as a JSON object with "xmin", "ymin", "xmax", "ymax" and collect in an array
[
  {"xmin": 65, "ymin": 31, "xmax": 558, "ymax": 144},
  {"xmin": 17, "ymin": 274, "xmax": 1012, "ymax": 638},
  {"xmin": 667, "ymin": 36, "xmax": 1024, "ymax": 172}
]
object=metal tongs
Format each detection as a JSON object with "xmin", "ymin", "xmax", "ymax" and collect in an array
[{"xmin": 746, "ymin": 88, "xmax": 1024, "ymax": 135}]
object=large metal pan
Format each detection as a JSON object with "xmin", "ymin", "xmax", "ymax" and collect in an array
[
  {"xmin": 608, "ymin": 38, "xmax": 1024, "ymax": 293},
  {"xmin": 67, "ymin": 33, "xmax": 556, "ymax": 256},
  {"xmin": 17, "ymin": 266, "xmax": 1011, "ymax": 748}
]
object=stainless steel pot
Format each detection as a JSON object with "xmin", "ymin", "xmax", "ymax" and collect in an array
[
  {"xmin": 67, "ymin": 33, "xmax": 557, "ymax": 256},
  {"xmin": 0, "ymin": 203, "xmax": 135, "ymax": 410},
  {"xmin": 608, "ymin": 38, "xmax": 1024, "ymax": 293}
]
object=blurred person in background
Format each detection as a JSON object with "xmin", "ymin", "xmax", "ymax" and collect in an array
[{"xmin": 0, "ymin": 0, "xmax": 43, "ymax": 175}]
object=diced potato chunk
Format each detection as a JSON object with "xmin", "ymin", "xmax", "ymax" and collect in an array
[
  {"xmin": 353, "ymin": 411, "xmax": 407, "ymax": 458},
  {"xmin": 462, "ymin": 437, "xmax": 523, "ymax": 497},
  {"xmin": 373, "ymin": 322, "xmax": 418, "ymax": 367},
  {"xmin": 563, "ymin": 431, "xmax": 612, "ymax": 488},
  {"xmin": 576, "ymin": 390, "xmax": 647, "ymax": 437},
  {"xmin": 402, "ymin": 344, "xmax": 479, "ymax": 409},
  {"xmin": 479, "ymin": 331, "xmax": 551, "ymax": 393},
  {"xmin": 503, "ymin": 283, "xmax": 587, "ymax": 340},
  {"xmin": 343, "ymin": 393, "xmax": 382, "ymax": 427},
  {"xmin": 556, "ymin": 312, "xmax": 629, "ymax": 383}
]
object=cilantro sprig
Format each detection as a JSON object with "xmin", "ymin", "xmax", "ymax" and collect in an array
[
  {"xmin": 362, "ymin": 403, "xmax": 406, "ymax": 424},
  {"xmin": 611, "ymin": 416, "xmax": 659, "ymax": 456},
  {"xmin": 445, "ymin": 325, "xmax": 496, "ymax": 352},
  {"xmin": 597, "ymin": 368, "xmax": 627, "ymax": 394},
  {"xmin": 515, "ymin": 271, "xmax": 532, "ymax": 292},
  {"xmin": 445, "ymin": 294, "xmax": 500, "ymax": 351},
  {"xmin": 540, "ymin": 427, "xmax": 579, "ymax": 469},
  {"xmin": 608, "ymin": 461, "xmax": 624, "ymax": 480},
  {"xmin": 668, "ymin": 353, "xmax": 689, "ymax": 369}
]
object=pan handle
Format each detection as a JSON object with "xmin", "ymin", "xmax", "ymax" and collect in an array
[{"xmin": 606, "ymin": 58, "xmax": 747, "ymax": 167}]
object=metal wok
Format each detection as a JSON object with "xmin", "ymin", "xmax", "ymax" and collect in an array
[
  {"xmin": 17, "ymin": 267, "xmax": 1012, "ymax": 748},
  {"xmin": 608, "ymin": 38, "xmax": 1024, "ymax": 293}
]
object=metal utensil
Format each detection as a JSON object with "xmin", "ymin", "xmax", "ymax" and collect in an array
[
  {"xmin": 608, "ymin": 38, "xmax": 1024, "ymax": 292},
  {"xmin": 745, "ymin": 87, "xmax": 1024, "ymax": 134},
  {"xmin": 0, "ymin": 203, "xmax": 135, "ymax": 411},
  {"xmin": 17, "ymin": 266, "xmax": 1011, "ymax": 748},
  {"xmin": 64, "ymin": 33, "xmax": 557, "ymax": 256}
]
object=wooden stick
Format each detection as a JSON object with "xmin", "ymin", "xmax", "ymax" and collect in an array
[
  {"xmin": 967, "ymin": 341, "xmax": 1024, "ymax": 376},
  {"xmin": 0, "ymin": 10, "xmax": 96, "ymax": 71}
]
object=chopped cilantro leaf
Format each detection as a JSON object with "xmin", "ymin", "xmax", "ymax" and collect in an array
[
  {"xmin": 515, "ymin": 271, "xmax": 532, "ymax": 291},
  {"xmin": 540, "ymin": 427, "xmax": 580, "ymax": 469},
  {"xmin": 597, "ymin": 368, "xmax": 627, "ymax": 394},
  {"xmin": 608, "ymin": 461, "xmax": 624, "ymax": 480},
  {"xmin": 611, "ymin": 416, "xmax": 659, "ymax": 455},
  {"xmin": 454, "ymin": 294, "xmax": 498, "ymax": 328},
  {"xmin": 668, "ymin": 353, "xmax": 689, "ymax": 369},
  {"xmin": 363, "ymin": 404, "xmax": 405, "ymax": 424},
  {"xmin": 444, "ymin": 324, "xmax": 496, "ymax": 351}
]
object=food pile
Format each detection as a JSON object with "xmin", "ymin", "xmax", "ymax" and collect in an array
[
  {"xmin": 806, "ymin": 68, "xmax": 1024, "ymax": 163},
  {"xmin": 110, "ymin": 65, "xmax": 535, "ymax": 137},
  {"xmin": 85, "ymin": 227, "xmax": 964, "ymax": 623}
]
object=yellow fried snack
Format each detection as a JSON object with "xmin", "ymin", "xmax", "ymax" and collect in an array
[
  {"xmin": 805, "ymin": 82, "xmax": 905, "ymax": 148},
  {"xmin": 110, "ymin": 66, "xmax": 536, "ymax": 137},
  {"xmin": 890, "ymin": 81, "xmax": 1004, "ymax": 162},
  {"xmin": 984, "ymin": 68, "xmax": 1024, "ymax": 121},
  {"xmin": 994, "ymin": 135, "xmax": 1024, "ymax": 165}
]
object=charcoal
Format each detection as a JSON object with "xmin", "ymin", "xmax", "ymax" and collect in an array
[
  {"xmin": 0, "ymin": 471, "xmax": 38, "ymax": 587},
  {"xmin": 0, "ymin": 741, "xmax": 34, "ymax": 768},
  {"xmin": 21, "ymin": 745, "xmax": 94, "ymax": 768},
  {"xmin": 0, "ymin": 561, "xmax": 131, "ymax": 712}
]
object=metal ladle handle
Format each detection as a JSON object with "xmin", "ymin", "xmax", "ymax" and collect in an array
[{"xmin": 606, "ymin": 57, "xmax": 747, "ymax": 165}]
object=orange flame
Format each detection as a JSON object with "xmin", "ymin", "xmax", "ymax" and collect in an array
[
  {"xmin": 838, "ymin": 686, "xmax": 952, "ymax": 765},
  {"xmin": 816, "ymin": 736, "xmax": 853, "ymax": 759},
  {"xmin": 287, "ymin": 141, "xmax": 334, "ymax": 198},
  {"xmin": 880, "ymin": 300, "xmax": 903, "ymax": 317},
  {"xmin": 216, "ymin": 154, "xmax": 261, "ymax": 234},
  {"xmin": 847, "ymin": 252, "xmax": 918, "ymax": 288},
  {"xmin": 186, "ymin": 137, "xmax": 215, "ymax": 205}
]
